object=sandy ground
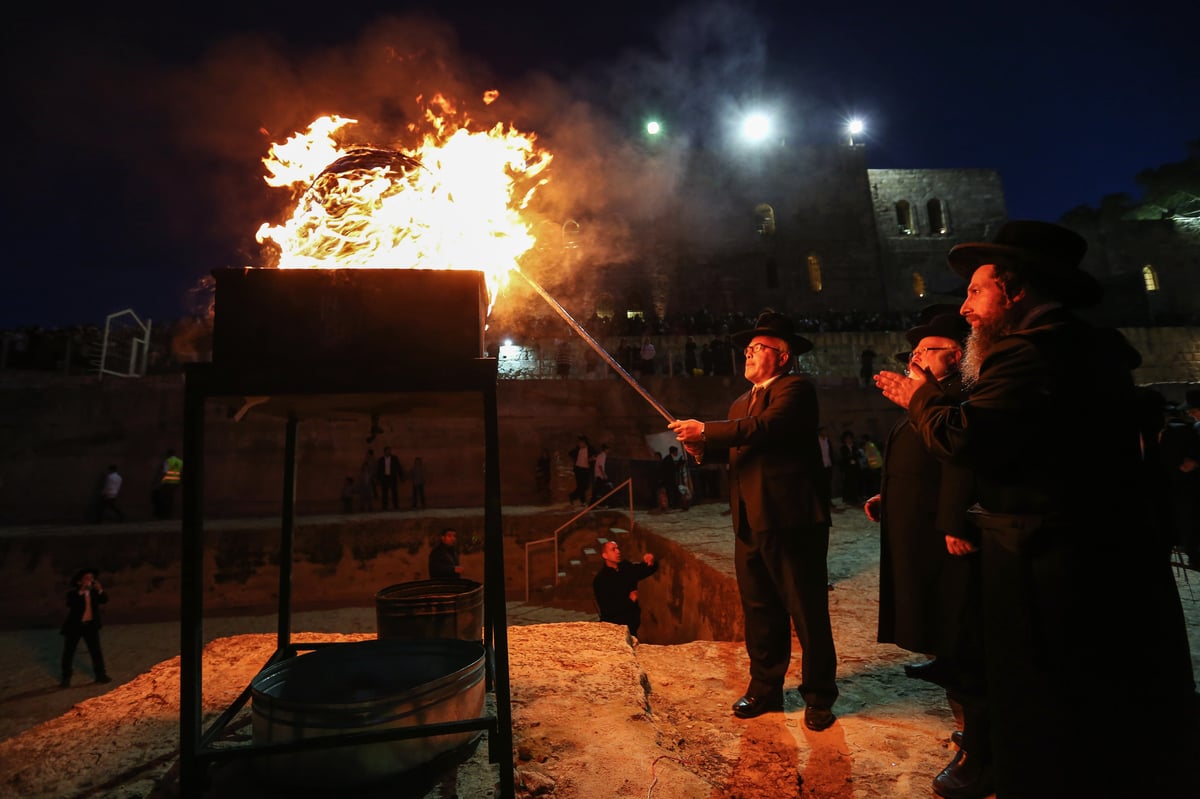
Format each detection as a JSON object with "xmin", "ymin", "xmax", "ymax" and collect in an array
[{"xmin": 2, "ymin": 504, "xmax": 1198, "ymax": 798}]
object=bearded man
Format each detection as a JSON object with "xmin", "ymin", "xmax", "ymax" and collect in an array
[{"xmin": 875, "ymin": 221, "xmax": 1194, "ymax": 798}]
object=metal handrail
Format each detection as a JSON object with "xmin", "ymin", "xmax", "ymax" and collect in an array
[{"xmin": 523, "ymin": 478, "xmax": 636, "ymax": 603}]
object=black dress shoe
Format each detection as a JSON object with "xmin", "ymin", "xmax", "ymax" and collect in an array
[
  {"xmin": 932, "ymin": 748, "xmax": 994, "ymax": 799},
  {"xmin": 731, "ymin": 692, "xmax": 783, "ymax": 719},
  {"xmin": 903, "ymin": 658, "xmax": 955, "ymax": 687},
  {"xmin": 804, "ymin": 705, "xmax": 836, "ymax": 731}
]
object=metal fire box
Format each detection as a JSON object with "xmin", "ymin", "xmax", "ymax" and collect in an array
[{"xmin": 211, "ymin": 268, "xmax": 487, "ymax": 374}]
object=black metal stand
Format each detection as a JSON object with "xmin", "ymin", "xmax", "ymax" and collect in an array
[{"xmin": 178, "ymin": 360, "xmax": 513, "ymax": 798}]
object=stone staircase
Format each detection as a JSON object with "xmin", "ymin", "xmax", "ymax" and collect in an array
[{"xmin": 525, "ymin": 509, "xmax": 634, "ymax": 615}]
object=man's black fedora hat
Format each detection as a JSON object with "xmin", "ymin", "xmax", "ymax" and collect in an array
[
  {"xmin": 731, "ymin": 311, "xmax": 814, "ymax": 355},
  {"xmin": 904, "ymin": 312, "xmax": 970, "ymax": 348},
  {"xmin": 947, "ymin": 220, "xmax": 1103, "ymax": 308}
]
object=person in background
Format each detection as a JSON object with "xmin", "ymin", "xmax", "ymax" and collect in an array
[
  {"xmin": 341, "ymin": 476, "xmax": 355, "ymax": 512},
  {"xmin": 428, "ymin": 528, "xmax": 463, "ymax": 580},
  {"xmin": 357, "ymin": 448, "xmax": 377, "ymax": 512},
  {"xmin": 592, "ymin": 443, "xmax": 612, "ymax": 504},
  {"xmin": 153, "ymin": 448, "xmax": 182, "ymax": 519},
  {"xmin": 376, "ymin": 446, "xmax": 403, "ymax": 511},
  {"xmin": 837, "ymin": 430, "xmax": 863, "ymax": 507},
  {"xmin": 568, "ymin": 435, "xmax": 593, "ymax": 506},
  {"xmin": 592, "ymin": 540, "xmax": 658, "ymax": 637},
  {"xmin": 410, "ymin": 456, "xmax": 427, "ymax": 510},
  {"xmin": 60, "ymin": 567, "xmax": 111, "ymax": 687},
  {"xmin": 96, "ymin": 464, "xmax": 123, "ymax": 523},
  {"xmin": 669, "ymin": 310, "xmax": 838, "ymax": 731}
]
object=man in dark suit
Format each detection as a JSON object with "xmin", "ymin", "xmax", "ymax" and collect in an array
[
  {"xmin": 867, "ymin": 312, "xmax": 990, "ymax": 798},
  {"xmin": 376, "ymin": 446, "xmax": 403, "ymax": 510},
  {"xmin": 670, "ymin": 311, "xmax": 837, "ymax": 731},
  {"xmin": 876, "ymin": 221, "xmax": 1195, "ymax": 798}
]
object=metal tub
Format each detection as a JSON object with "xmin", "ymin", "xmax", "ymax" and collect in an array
[
  {"xmin": 375, "ymin": 579, "xmax": 484, "ymax": 642},
  {"xmin": 250, "ymin": 637, "xmax": 486, "ymax": 788}
]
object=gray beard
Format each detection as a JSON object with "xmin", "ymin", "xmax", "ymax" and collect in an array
[{"xmin": 960, "ymin": 318, "xmax": 1011, "ymax": 389}]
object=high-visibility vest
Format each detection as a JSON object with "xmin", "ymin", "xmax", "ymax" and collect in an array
[{"xmin": 162, "ymin": 456, "xmax": 183, "ymax": 485}]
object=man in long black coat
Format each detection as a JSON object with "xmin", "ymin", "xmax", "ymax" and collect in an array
[
  {"xmin": 670, "ymin": 311, "xmax": 837, "ymax": 732},
  {"xmin": 867, "ymin": 312, "xmax": 989, "ymax": 798},
  {"xmin": 877, "ymin": 221, "xmax": 1195, "ymax": 798}
]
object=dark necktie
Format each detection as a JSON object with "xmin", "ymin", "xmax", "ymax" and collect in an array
[{"xmin": 748, "ymin": 386, "xmax": 763, "ymax": 415}]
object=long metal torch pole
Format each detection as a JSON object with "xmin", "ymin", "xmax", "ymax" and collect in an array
[{"xmin": 515, "ymin": 270, "xmax": 676, "ymax": 423}]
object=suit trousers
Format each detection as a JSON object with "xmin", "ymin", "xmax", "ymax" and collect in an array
[
  {"xmin": 734, "ymin": 509, "xmax": 838, "ymax": 708},
  {"xmin": 61, "ymin": 621, "xmax": 106, "ymax": 679}
]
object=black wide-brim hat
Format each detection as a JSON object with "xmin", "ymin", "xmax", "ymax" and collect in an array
[
  {"xmin": 904, "ymin": 312, "xmax": 970, "ymax": 348},
  {"xmin": 71, "ymin": 567, "xmax": 100, "ymax": 585},
  {"xmin": 947, "ymin": 220, "xmax": 1103, "ymax": 308},
  {"xmin": 731, "ymin": 311, "xmax": 813, "ymax": 355}
]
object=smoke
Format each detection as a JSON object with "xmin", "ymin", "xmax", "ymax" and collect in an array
[{"xmin": 9, "ymin": 2, "xmax": 782, "ymax": 324}]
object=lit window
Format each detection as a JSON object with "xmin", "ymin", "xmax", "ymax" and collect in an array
[
  {"xmin": 596, "ymin": 293, "xmax": 614, "ymax": 319},
  {"xmin": 754, "ymin": 203, "xmax": 776, "ymax": 236},
  {"xmin": 807, "ymin": 254, "xmax": 823, "ymax": 293},
  {"xmin": 1142, "ymin": 264, "xmax": 1159, "ymax": 292},
  {"xmin": 912, "ymin": 272, "xmax": 927, "ymax": 298},
  {"xmin": 895, "ymin": 201, "xmax": 915, "ymax": 235},
  {"xmin": 927, "ymin": 199, "xmax": 949, "ymax": 235}
]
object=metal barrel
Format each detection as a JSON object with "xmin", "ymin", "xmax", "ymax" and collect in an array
[
  {"xmin": 374, "ymin": 579, "xmax": 484, "ymax": 642},
  {"xmin": 250, "ymin": 637, "xmax": 486, "ymax": 788}
]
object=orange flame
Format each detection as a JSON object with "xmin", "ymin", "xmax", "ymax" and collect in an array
[{"xmin": 255, "ymin": 96, "xmax": 551, "ymax": 307}]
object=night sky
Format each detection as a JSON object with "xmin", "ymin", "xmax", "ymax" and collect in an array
[{"xmin": 3, "ymin": 1, "xmax": 1197, "ymax": 328}]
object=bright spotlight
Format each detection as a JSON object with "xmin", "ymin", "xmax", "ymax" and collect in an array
[
  {"xmin": 646, "ymin": 120, "xmax": 661, "ymax": 135},
  {"xmin": 847, "ymin": 118, "xmax": 865, "ymax": 144},
  {"xmin": 742, "ymin": 112, "xmax": 771, "ymax": 143}
]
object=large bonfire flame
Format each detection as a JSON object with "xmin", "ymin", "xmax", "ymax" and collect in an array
[{"xmin": 255, "ymin": 94, "xmax": 552, "ymax": 308}]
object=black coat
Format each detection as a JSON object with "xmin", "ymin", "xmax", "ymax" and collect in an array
[
  {"xmin": 61, "ymin": 586, "xmax": 107, "ymax": 634},
  {"xmin": 908, "ymin": 307, "xmax": 1193, "ymax": 796},
  {"xmin": 593, "ymin": 559, "xmax": 658, "ymax": 634},
  {"xmin": 876, "ymin": 375, "xmax": 975, "ymax": 655}
]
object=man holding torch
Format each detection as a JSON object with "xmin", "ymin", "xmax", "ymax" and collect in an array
[{"xmin": 669, "ymin": 311, "xmax": 838, "ymax": 730}]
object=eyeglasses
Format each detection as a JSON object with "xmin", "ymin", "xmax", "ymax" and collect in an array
[
  {"xmin": 911, "ymin": 346, "xmax": 955, "ymax": 357},
  {"xmin": 744, "ymin": 343, "xmax": 784, "ymax": 357}
]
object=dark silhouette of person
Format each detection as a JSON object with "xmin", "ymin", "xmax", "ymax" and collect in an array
[
  {"xmin": 669, "ymin": 310, "xmax": 838, "ymax": 732},
  {"xmin": 592, "ymin": 540, "xmax": 658, "ymax": 636},
  {"xmin": 428, "ymin": 528, "xmax": 463, "ymax": 580},
  {"xmin": 60, "ymin": 568, "xmax": 111, "ymax": 687},
  {"xmin": 376, "ymin": 446, "xmax": 403, "ymax": 510}
]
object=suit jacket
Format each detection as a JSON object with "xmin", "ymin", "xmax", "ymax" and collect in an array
[
  {"xmin": 877, "ymin": 374, "xmax": 975, "ymax": 653},
  {"xmin": 376, "ymin": 454, "xmax": 403, "ymax": 484},
  {"xmin": 703, "ymin": 373, "xmax": 829, "ymax": 535}
]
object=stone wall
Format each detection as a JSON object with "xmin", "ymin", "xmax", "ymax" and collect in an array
[{"xmin": 1, "ymin": 326, "xmax": 1197, "ymax": 525}]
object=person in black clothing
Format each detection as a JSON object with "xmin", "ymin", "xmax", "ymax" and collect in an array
[
  {"xmin": 428, "ymin": 528, "xmax": 463, "ymax": 580},
  {"xmin": 60, "ymin": 567, "xmax": 111, "ymax": 687},
  {"xmin": 376, "ymin": 447, "xmax": 404, "ymax": 511},
  {"xmin": 592, "ymin": 540, "xmax": 658, "ymax": 637}
]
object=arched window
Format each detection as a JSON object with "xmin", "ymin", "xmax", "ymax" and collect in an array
[
  {"xmin": 895, "ymin": 201, "xmax": 915, "ymax": 235},
  {"xmin": 912, "ymin": 272, "xmax": 927, "ymax": 298},
  {"xmin": 596, "ymin": 293, "xmax": 614, "ymax": 318},
  {"xmin": 1141, "ymin": 264, "xmax": 1159, "ymax": 292},
  {"xmin": 625, "ymin": 292, "xmax": 645, "ymax": 322},
  {"xmin": 927, "ymin": 199, "xmax": 949, "ymax": 235},
  {"xmin": 807, "ymin": 254, "xmax": 823, "ymax": 293},
  {"xmin": 754, "ymin": 203, "xmax": 776, "ymax": 236}
]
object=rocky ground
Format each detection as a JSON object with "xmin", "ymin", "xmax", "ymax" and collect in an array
[{"xmin": 2, "ymin": 504, "xmax": 1198, "ymax": 798}]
